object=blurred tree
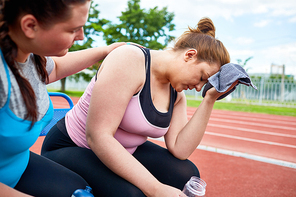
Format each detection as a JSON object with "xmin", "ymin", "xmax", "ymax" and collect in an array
[
  {"xmin": 103, "ymin": 0, "xmax": 175, "ymax": 49},
  {"xmin": 237, "ymin": 56, "xmax": 253, "ymax": 72},
  {"xmin": 60, "ymin": 1, "xmax": 109, "ymax": 92}
]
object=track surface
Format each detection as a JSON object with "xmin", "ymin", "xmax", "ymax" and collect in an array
[
  {"xmin": 31, "ymin": 96, "xmax": 296, "ymax": 197},
  {"xmin": 188, "ymin": 107, "xmax": 296, "ymax": 164}
]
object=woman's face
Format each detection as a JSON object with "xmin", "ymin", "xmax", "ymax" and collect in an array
[
  {"xmin": 33, "ymin": 1, "xmax": 91, "ymax": 57},
  {"xmin": 172, "ymin": 60, "xmax": 220, "ymax": 92}
]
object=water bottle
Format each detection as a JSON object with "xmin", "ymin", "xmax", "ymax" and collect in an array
[
  {"xmin": 71, "ymin": 186, "xmax": 94, "ymax": 197},
  {"xmin": 182, "ymin": 176, "xmax": 207, "ymax": 197}
]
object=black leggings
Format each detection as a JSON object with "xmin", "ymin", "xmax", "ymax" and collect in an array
[
  {"xmin": 41, "ymin": 118, "xmax": 199, "ymax": 197},
  {"xmin": 14, "ymin": 152, "xmax": 89, "ymax": 197}
]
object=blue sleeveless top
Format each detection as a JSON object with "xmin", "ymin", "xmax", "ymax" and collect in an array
[{"xmin": 0, "ymin": 51, "xmax": 54, "ymax": 187}]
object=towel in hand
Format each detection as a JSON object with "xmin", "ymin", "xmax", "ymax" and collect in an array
[{"xmin": 202, "ymin": 63, "xmax": 257, "ymax": 100}]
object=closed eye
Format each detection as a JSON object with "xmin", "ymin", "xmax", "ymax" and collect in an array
[{"xmin": 71, "ymin": 26, "xmax": 83, "ymax": 33}]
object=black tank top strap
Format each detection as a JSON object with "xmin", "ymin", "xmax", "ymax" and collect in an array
[
  {"xmin": 137, "ymin": 47, "xmax": 177, "ymax": 128},
  {"xmin": 95, "ymin": 45, "xmax": 177, "ymax": 128}
]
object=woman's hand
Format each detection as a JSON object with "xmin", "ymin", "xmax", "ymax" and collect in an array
[
  {"xmin": 105, "ymin": 42, "xmax": 126, "ymax": 54},
  {"xmin": 205, "ymin": 80, "xmax": 238, "ymax": 101},
  {"xmin": 151, "ymin": 183, "xmax": 186, "ymax": 197}
]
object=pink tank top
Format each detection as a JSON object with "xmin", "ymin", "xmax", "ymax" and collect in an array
[{"xmin": 66, "ymin": 48, "xmax": 177, "ymax": 154}]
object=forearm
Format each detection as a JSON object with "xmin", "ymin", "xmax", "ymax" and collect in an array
[
  {"xmin": 0, "ymin": 182, "xmax": 33, "ymax": 197},
  {"xmin": 88, "ymin": 135, "xmax": 161, "ymax": 197},
  {"xmin": 50, "ymin": 46, "xmax": 109, "ymax": 82},
  {"xmin": 167, "ymin": 82, "xmax": 239, "ymax": 159},
  {"xmin": 170, "ymin": 96, "xmax": 216, "ymax": 159}
]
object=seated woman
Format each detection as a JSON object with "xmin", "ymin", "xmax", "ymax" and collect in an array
[{"xmin": 41, "ymin": 17, "xmax": 235, "ymax": 197}]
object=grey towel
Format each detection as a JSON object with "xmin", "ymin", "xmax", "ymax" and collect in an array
[{"xmin": 202, "ymin": 63, "xmax": 257, "ymax": 100}]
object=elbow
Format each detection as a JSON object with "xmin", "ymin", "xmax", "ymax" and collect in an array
[
  {"xmin": 86, "ymin": 130, "xmax": 96, "ymax": 149},
  {"xmin": 86, "ymin": 134, "xmax": 93, "ymax": 149},
  {"xmin": 175, "ymin": 153, "xmax": 190, "ymax": 161},
  {"xmin": 86, "ymin": 128, "xmax": 112, "ymax": 151},
  {"xmin": 168, "ymin": 147, "xmax": 190, "ymax": 161}
]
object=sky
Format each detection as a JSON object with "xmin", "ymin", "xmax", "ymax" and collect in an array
[{"xmin": 92, "ymin": 0, "xmax": 296, "ymax": 77}]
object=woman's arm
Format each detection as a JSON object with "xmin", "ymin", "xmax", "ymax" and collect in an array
[
  {"xmin": 165, "ymin": 82, "xmax": 238, "ymax": 160},
  {"xmin": 0, "ymin": 183, "xmax": 33, "ymax": 197},
  {"xmin": 85, "ymin": 45, "xmax": 186, "ymax": 197},
  {"xmin": 48, "ymin": 42, "xmax": 125, "ymax": 83}
]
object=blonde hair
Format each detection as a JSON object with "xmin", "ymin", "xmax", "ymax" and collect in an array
[{"xmin": 173, "ymin": 17, "xmax": 230, "ymax": 66}]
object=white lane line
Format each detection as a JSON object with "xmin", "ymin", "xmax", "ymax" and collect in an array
[
  {"xmin": 209, "ymin": 118, "xmax": 296, "ymax": 131},
  {"xmin": 211, "ymin": 111, "xmax": 296, "ymax": 120},
  {"xmin": 187, "ymin": 114, "xmax": 296, "ymax": 128},
  {"xmin": 207, "ymin": 123, "xmax": 296, "ymax": 138},
  {"xmin": 151, "ymin": 137, "xmax": 296, "ymax": 169},
  {"xmin": 197, "ymin": 145, "xmax": 296, "ymax": 169},
  {"xmin": 209, "ymin": 114, "xmax": 296, "ymax": 126},
  {"xmin": 205, "ymin": 132, "xmax": 296, "ymax": 149}
]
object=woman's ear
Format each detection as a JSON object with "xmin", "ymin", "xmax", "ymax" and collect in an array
[
  {"xmin": 184, "ymin": 49, "xmax": 197, "ymax": 62},
  {"xmin": 20, "ymin": 14, "xmax": 39, "ymax": 39}
]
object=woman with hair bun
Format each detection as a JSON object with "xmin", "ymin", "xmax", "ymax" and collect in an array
[
  {"xmin": 42, "ymin": 17, "xmax": 236, "ymax": 197},
  {"xmin": 0, "ymin": 0, "xmax": 125, "ymax": 196}
]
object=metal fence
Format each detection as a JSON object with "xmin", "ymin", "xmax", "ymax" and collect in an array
[
  {"xmin": 48, "ymin": 77, "xmax": 296, "ymax": 107},
  {"xmin": 184, "ymin": 78, "xmax": 296, "ymax": 107}
]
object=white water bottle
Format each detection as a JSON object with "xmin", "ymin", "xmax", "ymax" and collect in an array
[
  {"xmin": 182, "ymin": 176, "xmax": 207, "ymax": 197},
  {"xmin": 71, "ymin": 186, "xmax": 94, "ymax": 197}
]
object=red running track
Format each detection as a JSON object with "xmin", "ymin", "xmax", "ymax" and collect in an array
[
  {"xmin": 188, "ymin": 107, "xmax": 296, "ymax": 164},
  {"xmin": 31, "ymin": 96, "xmax": 296, "ymax": 197}
]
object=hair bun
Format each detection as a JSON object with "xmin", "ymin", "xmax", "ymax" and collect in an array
[{"xmin": 197, "ymin": 17, "xmax": 215, "ymax": 38}]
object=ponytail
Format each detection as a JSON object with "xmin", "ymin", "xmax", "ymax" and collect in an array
[
  {"xmin": 0, "ymin": 0, "xmax": 47, "ymax": 126},
  {"xmin": 173, "ymin": 17, "xmax": 230, "ymax": 66}
]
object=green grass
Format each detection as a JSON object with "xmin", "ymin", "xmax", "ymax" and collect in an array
[
  {"xmin": 47, "ymin": 89, "xmax": 84, "ymax": 97},
  {"xmin": 48, "ymin": 89, "xmax": 296, "ymax": 117},
  {"xmin": 187, "ymin": 99, "xmax": 296, "ymax": 117}
]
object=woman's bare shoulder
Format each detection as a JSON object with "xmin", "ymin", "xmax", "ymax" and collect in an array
[
  {"xmin": 104, "ymin": 45, "xmax": 145, "ymax": 64},
  {"xmin": 97, "ymin": 45, "xmax": 147, "ymax": 94}
]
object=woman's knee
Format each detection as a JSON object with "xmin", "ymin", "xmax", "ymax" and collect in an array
[{"xmin": 183, "ymin": 160, "xmax": 200, "ymax": 178}]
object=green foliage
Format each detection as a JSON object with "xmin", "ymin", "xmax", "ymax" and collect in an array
[
  {"xmin": 69, "ymin": 2, "xmax": 109, "ymax": 52},
  {"xmin": 61, "ymin": 0, "xmax": 176, "ymax": 91},
  {"xmin": 236, "ymin": 56, "xmax": 253, "ymax": 72},
  {"xmin": 67, "ymin": 2, "xmax": 108, "ymax": 84},
  {"xmin": 103, "ymin": 0, "xmax": 175, "ymax": 49}
]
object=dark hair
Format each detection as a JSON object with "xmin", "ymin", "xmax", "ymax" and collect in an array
[
  {"xmin": 0, "ymin": 0, "xmax": 89, "ymax": 127},
  {"xmin": 173, "ymin": 17, "xmax": 230, "ymax": 67}
]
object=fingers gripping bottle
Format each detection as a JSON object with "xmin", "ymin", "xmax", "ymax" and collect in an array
[
  {"xmin": 182, "ymin": 176, "xmax": 207, "ymax": 197},
  {"xmin": 71, "ymin": 186, "xmax": 94, "ymax": 197}
]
